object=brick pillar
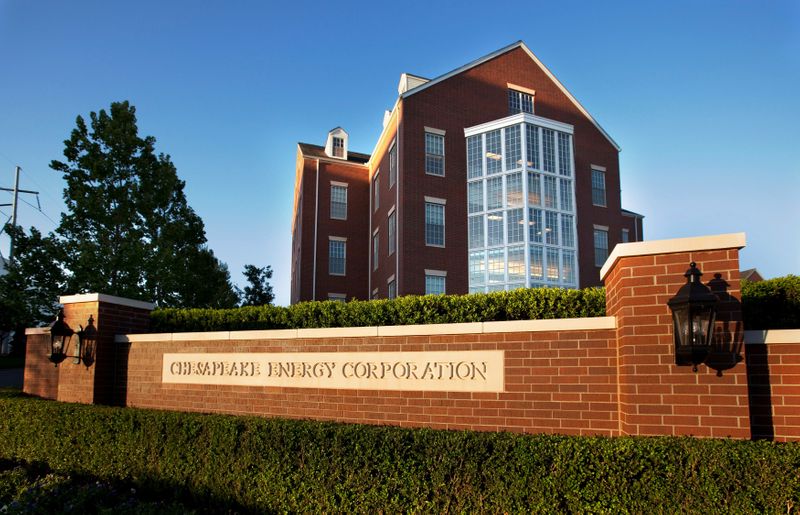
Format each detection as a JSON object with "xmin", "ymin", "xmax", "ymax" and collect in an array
[
  {"xmin": 56, "ymin": 294, "xmax": 153, "ymax": 405},
  {"xmin": 602, "ymin": 233, "xmax": 751, "ymax": 438}
]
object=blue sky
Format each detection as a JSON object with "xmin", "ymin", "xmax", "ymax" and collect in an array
[{"xmin": 1, "ymin": 0, "xmax": 798, "ymax": 305}]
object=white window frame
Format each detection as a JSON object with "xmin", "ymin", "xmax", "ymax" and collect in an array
[
  {"xmin": 424, "ymin": 197, "xmax": 446, "ymax": 248},
  {"xmin": 330, "ymin": 181, "xmax": 348, "ymax": 220},
  {"xmin": 424, "ymin": 269, "xmax": 447, "ymax": 295},
  {"xmin": 424, "ymin": 128, "xmax": 446, "ymax": 177},
  {"xmin": 328, "ymin": 236, "xmax": 347, "ymax": 276}
]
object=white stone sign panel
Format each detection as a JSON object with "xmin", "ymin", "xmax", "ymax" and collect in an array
[{"xmin": 162, "ymin": 350, "xmax": 504, "ymax": 392}]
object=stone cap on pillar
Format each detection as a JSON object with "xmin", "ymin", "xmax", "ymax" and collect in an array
[
  {"xmin": 599, "ymin": 232, "xmax": 746, "ymax": 282},
  {"xmin": 59, "ymin": 293, "xmax": 155, "ymax": 311}
]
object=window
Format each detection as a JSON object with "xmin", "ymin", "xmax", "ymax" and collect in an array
[
  {"xmin": 467, "ymin": 135, "xmax": 482, "ymax": 178},
  {"xmin": 328, "ymin": 293, "xmax": 346, "ymax": 302},
  {"xmin": 508, "ymin": 89, "xmax": 534, "ymax": 115},
  {"xmin": 622, "ymin": 228, "xmax": 630, "ymax": 243},
  {"xmin": 389, "ymin": 143, "xmax": 397, "ymax": 187},
  {"xmin": 388, "ymin": 278, "xmax": 396, "ymax": 299},
  {"xmin": 557, "ymin": 133, "xmax": 571, "ymax": 176},
  {"xmin": 507, "ymin": 246, "xmax": 525, "ymax": 283},
  {"xmin": 506, "ymin": 208, "xmax": 523, "ymax": 244},
  {"xmin": 561, "ymin": 214, "xmax": 575, "ymax": 248},
  {"xmin": 425, "ymin": 202, "xmax": 445, "ymax": 246},
  {"xmin": 425, "ymin": 132, "xmax": 445, "ymax": 176},
  {"xmin": 525, "ymin": 125, "xmax": 539, "ymax": 169},
  {"xmin": 528, "ymin": 172, "xmax": 541, "ymax": 206},
  {"xmin": 487, "ymin": 211, "xmax": 503, "ymax": 246},
  {"xmin": 467, "ymin": 181, "xmax": 483, "ymax": 214},
  {"xmin": 332, "ymin": 137, "xmax": 344, "ymax": 158},
  {"xmin": 372, "ymin": 231, "xmax": 379, "ymax": 271},
  {"xmin": 330, "ymin": 184, "xmax": 347, "ymax": 220},
  {"xmin": 545, "ymin": 211, "xmax": 558, "ymax": 245},
  {"xmin": 559, "ymin": 179, "xmax": 573, "ymax": 212},
  {"xmin": 528, "ymin": 208, "xmax": 543, "ymax": 243},
  {"xmin": 388, "ymin": 210, "xmax": 396, "ymax": 255},
  {"xmin": 371, "ymin": 288, "xmax": 379, "ymax": 300},
  {"xmin": 488, "ymin": 249, "xmax": 504, "ymax": 284},
  {"xmin": 529, "ymin": 245, "xmax": 543, "ymax": 281},
  {"xmin": 373, "ymin": 171, "xmax": 380, "ymax": 211},
  {"xmin": 594, "ymin": 227, "xmax": 609, "ymax": 267},
  {"xmin": 329, "ymin": 238, "xmax": 346, "ymax": 275},
  {"xmin": 542, "ymin": 129, "xmax": 555, "ymax": 173},
  {"xmin": 547, "ymin": 248, "xmax": 560, "ymax": 282},
  {"xmin": 544, "ymin": 176, "xmax": 557, "ymax": 209},
  {"xmin": 487, "ymin": 176, "xmax": 503, "ymax": 210},
  {"xmin": 506, "ymin": 173, "xmax": 523, "ymax": 208},
  {"xmin": 504, "ymin": 125, "xmax": 521, "ymax": 170},
  {"xmin": 485, "ymin": 130, "xmax": 502, "ymax": 175},
  {"xmin": 592, "ymin": 169, "xmax": 607, "ymax": 207},
  {"xmin": 469, "ymin": 251, "xmax": 485, "ymax": 285},
  {"xmin": 425, "ymin": 271, "xmax": 446, "ymax": 295},
  {"xmin": 468, "ymin": 215, "xmax": 484, "ymax": 249}
]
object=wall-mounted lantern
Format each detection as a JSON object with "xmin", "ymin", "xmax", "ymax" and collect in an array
[
  {"xmin": 667, "ymin": 262, "xmax": 718, "ymax": 371},
  {"xmin": 48, "ymin": 311, "xmax": 94, "ymax": 366},
  {"xmin": 49, "ymin": 309, "xmax": 73, "ymax": 366}
]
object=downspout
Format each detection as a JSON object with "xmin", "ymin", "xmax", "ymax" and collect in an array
[
  {"xmin": 395, "ymin": 105, "xmax": 401, "ymax": 294},
  {"xmin": 312, "ymin": 159, "xmax": 320, "ymax": 300}
]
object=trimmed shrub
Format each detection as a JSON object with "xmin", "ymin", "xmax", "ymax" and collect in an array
[
  {"xmin": 150, "ymin": 287, "xmax": 607, "ymax": 333},
  {"xmin": 742, "ymin": 275, "xmax": 800, "ymax": 329},
  {"xmin": 0, "ymin": 390, "xmax": 798, "ymax": 513}
]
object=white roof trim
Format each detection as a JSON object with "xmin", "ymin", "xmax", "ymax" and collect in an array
[
  {"xmin": 59, "ymin": 293, "xmax": 155, "ymax": 311},
  {"xmin": 599, "ymin": 232, "xmax": 747, "ymax": 281},
  {"xmin": 403, "ymin": 41, "xmax": 621, "ymax": 152}
]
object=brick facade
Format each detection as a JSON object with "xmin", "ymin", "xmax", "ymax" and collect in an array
[{"xmin": 291, "ymin": 41, "xmax": 644, "ymax": 302}]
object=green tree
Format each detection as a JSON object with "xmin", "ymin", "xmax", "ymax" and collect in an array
[
  {"xmin": 240, "ymin": 264, "xmax": 275, "ymax": 306},
  {"xmin": 44, "ymin": 100, "xmax": 238, "ymax": 308}
]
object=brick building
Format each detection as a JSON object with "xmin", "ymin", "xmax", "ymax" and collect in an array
[{"xmin": 291, "ymin": 41, "xmax": 643, "ymax": 303}]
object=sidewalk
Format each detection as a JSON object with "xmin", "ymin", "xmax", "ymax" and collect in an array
[{"xmin": 0, "ymin": 368, "xmax": 23, "ymax": 388}]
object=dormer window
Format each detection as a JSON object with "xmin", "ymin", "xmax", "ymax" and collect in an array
[
  {"xmin": 508, "ymin": 86, "xmax": 534, "ymax": 115},
  {"xmin": 325, "ymin": 127, "xmax": 348, "ymax": 159},
  {"xmin": 332, "ymin": 137, "xmax": 344, "ymax": 158}
]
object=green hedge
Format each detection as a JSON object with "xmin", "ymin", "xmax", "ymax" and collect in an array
[
  {"xmin": 742, "ymin": 275, "xmax": 800, "ymax": 330},
  {"xmin": 0, "ymin": 390, "xmax": 798, "ymax": 513},
  {"xmin": 151, "ymin": 287, "xmax": 606, "ymax": 333}
]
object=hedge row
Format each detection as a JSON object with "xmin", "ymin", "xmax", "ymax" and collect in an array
[
  {"xmin": 0, "ymin": 390, "xmax": 798, "ymax": 513},
  {"xmin": 151, "ymin": 287, "xmax": 606, "ymax": 333},
  {"xmin": 742, "ymin": 275, "xmax": 800, "ymax": 329}
]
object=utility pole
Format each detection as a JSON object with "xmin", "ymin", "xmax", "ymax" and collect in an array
[{"xmin": 0, "ymin": 166, "xmax": 39, "ymax": 262}]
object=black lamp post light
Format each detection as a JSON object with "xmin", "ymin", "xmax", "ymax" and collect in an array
[
  {"xmin": 48, "ymin": 310, "xmax": 93, "ymax": 367},
  {"xmin": 667, "ymin": 262, "xmax": 719, "ymax": 371}
]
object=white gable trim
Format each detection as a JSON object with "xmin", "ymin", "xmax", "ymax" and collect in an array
[{"xmin": 402, "ymin": 41, "xmax": 621, "ymax": 152}]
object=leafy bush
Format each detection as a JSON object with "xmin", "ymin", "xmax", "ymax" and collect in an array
[
  {"xmin": 151, "ymin": 287, "xmax": 607, "ymax": 333},
  {"xmin": 0, "ymin": 390, "xmax": 798, "ymax": 513},
  {"xmin": 742, "ymin": 275, "xmax": 800, "ymax": 329}
]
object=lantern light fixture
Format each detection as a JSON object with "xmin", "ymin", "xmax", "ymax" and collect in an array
[{"xmin": 667, "ymin": 262, "xmax": 719, "ymax": 371}]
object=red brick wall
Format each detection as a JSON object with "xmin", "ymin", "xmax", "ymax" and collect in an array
[
  {"xmin": 22, "ymin": 332, "xmax": 58, "ymax": 400},
  {"xmin": 746, "ymin": 337, "xmax": 800, "ymax": 442},
  {"xmin": 605, "ymin": 248, "xmax": 751, "ymax": 438},
  {"xmin": 124, "ymin": 329, "xmax": 620, "ymax": 436}
]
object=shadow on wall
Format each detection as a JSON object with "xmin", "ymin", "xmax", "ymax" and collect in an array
[{"xmin": 705, "ymin": 274, "xmax": 743, "ymax": 376}]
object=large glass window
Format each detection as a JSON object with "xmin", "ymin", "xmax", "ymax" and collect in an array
[
  {"xmin": 505, "ymin": 125, "xmax": 521, "ymax": 170},
  {"xmin": 506, "ymin": 208, "xmax": 523, "ymax": 244},
  {"xmin": 468, "ymin": 215, "xmax": 484, "ymax": 249},
  {"xmin": 487, "ymin": 176, "xmax": 503, "ymax": 210},
  {"xmin": 467, "ymin": 182, "xmax": 483, "ymax": 214},
  {"xmin": 330, "ymin": 185, "xmax": 347, "ymax": 220},
  {"xmin": 425, "ymin": 202, "xmax": 445, "ymax": 246},
  {"xmin": 329, "ymin": 239, "xmax": 346, "ymax": 275},
  {"xmin": 425, "ymin": 132, "xmax": 445, "ymax": 176},
  {"xmin": 467, "ymin": 135, "xmax": 482, "ymax": 178},
  {"xmin": 592, "ymin": 169, "xmax": 607, "ymax": 207},
  {"xmin": 486, "ymin": 130, "xmax": 502, "ymax": 174},
  {"xmin": 594, "ymin": 228, "xmax": 609, "ymax": 267},
  {"xmin": 466, "ymin": 121, "xmax": 577, "ymax": 292},
  {"xmin": 487, "ymin": 211, "xmax": 504, "ymax": 246}
]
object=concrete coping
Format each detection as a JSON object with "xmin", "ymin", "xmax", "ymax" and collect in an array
[
  {"xmin": 599, "ymin": 232, "xmax": 746, "ymax": 281},
  {"xmin": 24, "ymin": 327, "xmax": 51, "ymax": 335},
  {"xmin": 114, "ymin": 316, "xmax": 617, "ymax": 343},
  {"xmin": 744, "ymin": 329, "xmax": 800, "ymax": 345},
  {"xmin": 59, "ymin": 293, "xmax": 155, "ymax": 311}
]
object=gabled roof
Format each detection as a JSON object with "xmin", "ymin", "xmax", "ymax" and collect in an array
[
  {"xmin": 402, "ymin": 41, "xmax": 621, "ymax": 152},
  {"xmin": 297, "ymin": 143, "xmax": 370, "ymax": 164}
]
